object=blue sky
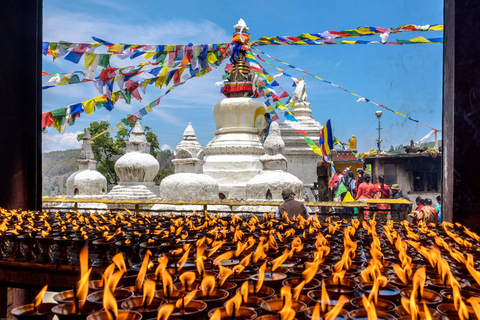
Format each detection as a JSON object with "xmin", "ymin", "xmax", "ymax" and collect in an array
[{"xmin": 42, "ymin": 0, "xmax": 443, "ymax": 153}]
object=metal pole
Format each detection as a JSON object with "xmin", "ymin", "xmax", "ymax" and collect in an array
[{"xmin": 378, "ymin": 118, "xmax": 381, "ymax": 152}]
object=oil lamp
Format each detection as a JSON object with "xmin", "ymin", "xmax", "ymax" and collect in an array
[{"xmin": 11, "ymin": 285, "xmax": 57, "ymax": 320}]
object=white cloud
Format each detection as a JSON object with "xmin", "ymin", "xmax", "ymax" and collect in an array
[
  {"xmin": 43, "ymin": 9, "xmax": 230, "ymax": 45},
  {"xmin": 160, "ymin": 144, "xmax": 173, "ymax": 151},
  {"xmin": 42, "ymin": 131, "xmax": 83, "ymax": 152}
]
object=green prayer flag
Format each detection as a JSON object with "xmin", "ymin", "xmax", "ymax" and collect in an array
[
  {"xmin": 98, "ymin": 54, "xmax": 111, "ymax": 68},
  {"xmin": 68, "ymin": 74, "xmax": 81, "ymax": 84},
  {"xmin": 51, "ymin": 107, "xmax": 66, "ymax": 119},
  {"xmin": 335, "ymin": 182, "xmax": 348, "ymax": 198}
]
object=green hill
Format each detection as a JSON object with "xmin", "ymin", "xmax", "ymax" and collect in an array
[
  {"xmin": 42, "ymin": 149, "xmax": 80, "ymax": 196},
  {"xmin": 42, "ymin": 149, "xmax": 174, "ymax": 196}
]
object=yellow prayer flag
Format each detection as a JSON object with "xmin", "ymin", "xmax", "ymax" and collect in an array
[
  {"xmin": 356, "ymin": 27, "xmax": 372, "ymax": 34},
  {"xmin": 342, "ymin": 41, "xmax": 357, "ymax": 45},
  {"xmin": 165, "ymin": 45, "xmax": 175, "ymax": 52},
  {"xmin": 94, "ymin": 96, "xmax": 108, "ymax": 104},
  {"xmin": 144, "ymin": 51, "xmax": 156, "ymax": 60},
  {"xmin": 84, "ymin": 53, "xmax": 97, "ymax": 69},
  {"xmin": 409, "ymin": 36, "xmax": 431, "ymax": 43},
  {"xmin": 301, "ymin": 33, "xmax": 321, "ymax": 40},
  {"xmin": 207, "ymin": 52, "xmax": 218, "ymax": 64},
  {"xmin": 115, "ymin": 122, "xmax": 125, "ymax": 130},
  {"xmin": 395, "ymin": 111, "xmax": 407, "ymax": 118},
  {"xmin": 109, "ymin": 44, "xmax": 124, "ymax": 53},
  {"xmin": 430, "ymin": 25, "xmax": 444, "ymax": 31},
  {"xmin": 266, "ymin": 75, "xmax": 274, "ymax": 83},
  {"xmin": 57, "ymin": 77, "xmax": 70, "ymax": 86},
  {"xmin": 82, "ymin": 99, "xmax": 95, "ymax": 115},
  {"xmin": 145, "ymin": 105, "xmax": 153, "ymax": 113},
  {"xmin": 309, "ymin": 144, "xmax": 323, "ymax": 156},
  {"xmin": 159, "ymin": 66, "xmax": 170, "ymax": 77},
  {"xmin": 342, "ymin": 191, "xmax": 355, "ymax": 204}
]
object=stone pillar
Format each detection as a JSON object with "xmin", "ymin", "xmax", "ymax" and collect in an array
[{"xmin": 443, "ymin": 0, "xmax": 480, "ymax": 232}]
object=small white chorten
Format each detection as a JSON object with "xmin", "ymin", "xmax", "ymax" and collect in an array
[
  {"xmin": 108, "ymin": 122, "xmax": 159, "ymax": 200},
  {"xmin": 279, "ymin": 80, "xmax": 322, "ymax": 201},
  {"xmin": 152, "ymin": 123, "xmax": 230, "ymax": 214},
  {"xmin": 66, "ymin": 130, "xmax": 107, "ymax": 196},
  {"xmin": 237, "ymin": 121, "xmax": 304, "ymax": 213}
]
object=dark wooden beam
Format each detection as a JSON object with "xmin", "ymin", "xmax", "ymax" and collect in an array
[
  {"xmin": 443, "ymin": 0, "xmax": 480, "ymax": 231},
  {"xmin": 0, "ymin": 1, "xmax": 42, "ymax": 211}
]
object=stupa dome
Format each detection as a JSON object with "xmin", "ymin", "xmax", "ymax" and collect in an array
[
  {"xmin": 159, "ymin": 123, "xmax": 219, "ymax": 201},
  {"xmin": 244, "ymin": 122, "xmax": 304, "ymax": 201},
  {"xmin": 114, "ymin": 122, "xmax": 160, "ymax": 184},
  {"xmin": 66, "ymin": 129, "xmax": 107, "ymax": 196}
]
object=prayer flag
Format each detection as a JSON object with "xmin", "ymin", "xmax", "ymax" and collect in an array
[
  {"xmin": 335, "ymin": 182, "xmax": 348, "ymax": 198},
  {"xmin": 342, "ymin": 191, "xmax": 355, "ymax": 204}
]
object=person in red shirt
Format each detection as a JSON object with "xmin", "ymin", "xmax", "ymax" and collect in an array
[
  {"xmin": 371, "ymin": 174, "xmax": 391, "ymax": 222},
  {"xmin": 354, "ymin": 169, "xmax": 364, "ymax": 198},
  {"xmin": 355, "ymin": 173, "xmax": 373, "ymax": 220},
  {"xmin": 411, "ymin": 196, "xmax": 425, "ymax": 225}
]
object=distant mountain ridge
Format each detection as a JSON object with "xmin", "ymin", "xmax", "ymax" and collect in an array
[{"xmin": 42, "ymin": 149, "xmax": 80, "ymax": 196}]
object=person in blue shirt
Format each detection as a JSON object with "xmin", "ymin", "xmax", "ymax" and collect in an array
[
  {"xmin": 259, "ymin": 113, "xmax": 273, "ymax": 142},
  {"xmin": 436, "ymin": 195, "xmax": 442, "ymax": 223}
]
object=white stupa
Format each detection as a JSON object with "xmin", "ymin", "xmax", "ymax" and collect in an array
[
  {"xmin": 66, "ymin": 130, "xmax": 108, "ymax": 196},
  {"xmin": 279, "ymin": 79, "xmax": 322, "ymax": 201},
  {"xmin": 108, "ymin": 122, "xmax": 159, "ymax": 200},
  {"xmin": 152, "ymin": 123, "xmax": 230, "ymax": 214},
  {"xmin": 237, "ymin": 121, "xmax": 304, "ymax": 213},
  {"xmin": 62, "ymin": 130, "xmax": 108, "ymax": 211}
]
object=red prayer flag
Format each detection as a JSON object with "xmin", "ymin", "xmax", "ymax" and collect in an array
[{"xmin": 328, "ymin": 173, "xmax": 340, "ymax": 189}]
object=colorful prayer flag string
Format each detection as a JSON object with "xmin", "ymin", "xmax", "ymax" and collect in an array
[
  {"xmin": 251, "ymin": 24, "xmax": 443, "ymax": 46},
  {"xmin": 251, "ymin": 47, "xmax": 440, "ymax": 132}
]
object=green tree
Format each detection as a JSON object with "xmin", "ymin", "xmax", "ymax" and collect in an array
[{"xmin": 77, "ymin": 119, "xmax": 170, "ymax": 186}]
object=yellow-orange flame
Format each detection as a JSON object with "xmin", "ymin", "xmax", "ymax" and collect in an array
[
  {"xmin": 278, "ymin": 286, "xmax": 295, "ymax": 320},
  {"xmin": 76, "ymin": 268, "xmax": 92, "ymax": 309},
  {"xmin": 362, "ymin": 295, "xmax": 377, "ymax": 320},
  {"xmin": 368, "ymin": 275, "xmax": 388, "ymax": 304},
  {"xmin": 292, "ymin": 280, "xmax": 306, "ymax": 301},
  {"xmin": 302, "ymin": 261, "xmax": 320, "ymax": 283},
  {"xmin": 218, "ymin": 265, "xmax": 234, "ymax": 286},
  {"xmin": 312, "ymin": 302, "xmax": 321, "ymax": 320},
  {"xmin": 212, "ymin": 251, "xmax": 233, "ymax": 266},
  {"xmin": 196, "ymin": 244, "xmax": 206, "ymax": 275},
  {"xmin": 103, "ymin": 282, "xmax": 118, "ymax": 320},
  {"xmin": 177, "ymin": 244, "xmax": 191, "ymax": 272},
  {"xmin": 33, "ymin": 285, "xmax": 48, "ymax": 308},
  {"xmin": 393, "ymin": 264, "xmax": 410, "ymax": 285},
  {"xmin": 179, "ymin": 271, "xmax": 196, "ymax": 291},
  {"xmin": 112, "ymin": 252, "xmax": 127, "ymax": 274},
  {"xmin": 201, "ymin": 275, "xmax": 216, "ymax": 297},
  {"xmin": 255, "ymin": 262, "xmax": 267, "ymax": 293},
  {"xmin": 79, "ymin": 243, "xmax": 88, "ymax": 278},
  {"xmin": 210, "ymin": 308, "xmax": 222, "ymax": 320},
  {"xmin": 142, "ymin": 279, "xmax": 156, "ymax": 307},
  {"xmin": 207, "ymin": 240, "xmax": 225, "ymax": 257},
  {"xmin": 321, "ymin": 279, "xmax": 330, "ymax": 313},
  {"xmin": 468, "ymin": 297, "xmax": 480, "ymax": 320},
  {"xmin": 324, "ymin": 295, "xmax": 348, "ymax": 320},
  {"xmin": 136, "ymin": 250, "xmax": 151, "ymax": 292},
  {"xmin": 271, "ymin": 248, "xmax": 290, "ymax": 272},
  {"xmin": 252, "ymin": 239, "xmax": 267, "ymax": 263},
  {"xmin": 157, "ymin": 303, "xmax": 175, "ymax": 320},
  {"xmin": 162, "ymin": 271, "xmax": 174, "ymax": 298},
  {"xmin": 155, "ymin": 256, "xmax": 169, "ymax": 280},
  {"xmin": 412, "ymin": 267, "xmax": 426, "ymax": 298},
  {"xmin": 225, "ymin": 291, "xmax": 243, "ymax": 317},
  {"xmin": 240, "ymin": 281, "xmax": 249, "ymax": 305},
  {"xmin": 175, "ymin": 289, "xmax": 197, "ymax": 309}
]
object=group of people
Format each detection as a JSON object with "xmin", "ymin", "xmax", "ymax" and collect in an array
[{"xmin": 334, "ymin": 169, "xmax": 441, "ymax": 224}]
